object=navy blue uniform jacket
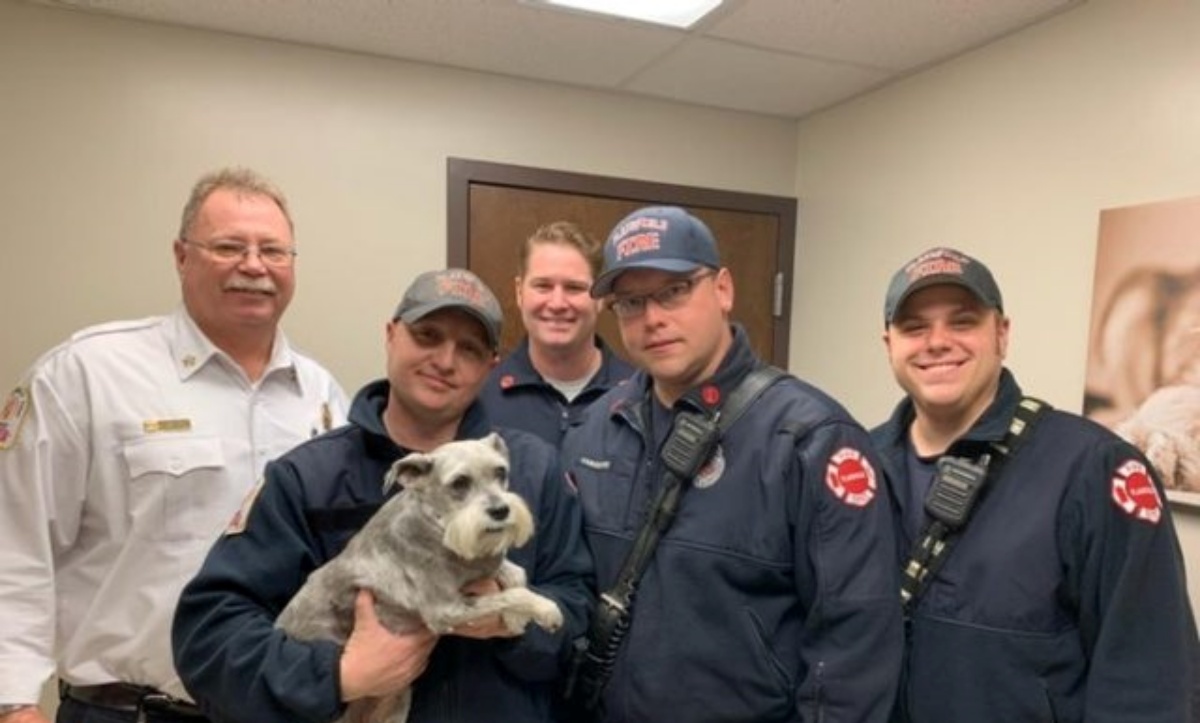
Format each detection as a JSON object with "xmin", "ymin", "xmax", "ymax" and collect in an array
[
  {"xmin": 874, "ymin": 368, "xmax": 1198, "ymax": 723},
  {"xmin": 172, "ymin": 380, "xmax": 594, "ymax": 723},
  {"xmin": 479, "ymin": 336, "xmax": 634, "ymax": 447},
  {"xmin": 561, "ymin": 326, "xmax": 902, "ymax": 722}
]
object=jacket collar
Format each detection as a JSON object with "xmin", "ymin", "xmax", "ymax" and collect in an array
[
  {"xmin": 349, "ymin": 378, "xmax": 493, "ymax": 459},
  {"xmin": 876, "ymin": 367, "xmax": 1024, "ymax": 455},
  {"xmin": 608, "ymin": 324, "xmax": 758, "ymax": 431},
  {"xmin": 493, "ymin": 335, "xmax": 632, "ymax": 392}
]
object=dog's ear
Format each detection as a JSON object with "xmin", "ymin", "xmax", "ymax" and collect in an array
[
  {"xmin": 485, "ymin": 432, "xmax": 509, "ymax": 460},
  {"xmin": 384, "ymin": 453, "xmax": 434, "ymax": 492}
]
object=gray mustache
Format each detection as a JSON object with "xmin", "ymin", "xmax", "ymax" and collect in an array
[{"xmin": 225, "ymin": 277, "xmax": 277, "ymax": 294}]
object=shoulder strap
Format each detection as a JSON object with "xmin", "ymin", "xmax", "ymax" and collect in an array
[
  {"xmin": 717, "ymin": 365, "xmax": 787, "ymax": 434},
  {"xmin": 566, "ymin": 365, "xmax": 787, "ymax": 713},
  {"xmin": 899, "ymin": 396, "xmax": 1049, "ymax": 615},
  {"xmin": 989, "ymin": 396, "xmax": 1048, "ymax": 458},
  {"xmin": 610, "ymin": 364, "xmax": 786, "ymax": 607}
]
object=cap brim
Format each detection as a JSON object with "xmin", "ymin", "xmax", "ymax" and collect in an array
[
  {"xmin": 398, "ymin": 301, "xmax": 499, "ymax": 349},
  {"xmin": 887, "ymin": 275, "xmax": 991, "ymax": 323},
  {"xmin": 591, "ymin": 259, "xmax": 708, "ymax": 298}
]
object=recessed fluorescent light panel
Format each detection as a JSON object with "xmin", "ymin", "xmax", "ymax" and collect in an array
[{"xmin": 527, "ymin": 0, "xmax": 723, "ymax": 28}]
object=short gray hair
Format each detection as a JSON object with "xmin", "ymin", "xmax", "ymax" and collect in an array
[{"xmin": 178, "ymin": 167, "xmax": 293, "ymax": 239}]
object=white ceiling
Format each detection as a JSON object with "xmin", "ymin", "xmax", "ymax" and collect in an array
[{"xmin": 30, "ymin": 0, "xmax": 1085, "ymax": 119}]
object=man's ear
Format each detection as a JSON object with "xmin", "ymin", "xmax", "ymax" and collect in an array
[
  {"xmin": 715, "ymin": 267, "xmax": 735, "ymax": 314},
  {"xmin": 173, "ymin": 239, "xmax": 187, "ymax": 276},
  {"xmin": 996, "ymin": 314, "xmax": 1011, "ymax": 359}
]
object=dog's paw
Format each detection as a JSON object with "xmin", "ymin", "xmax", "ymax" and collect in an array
[
  {"xmin": 500, "ymin": 610, "xmax": 535, "ymax": 635},
  {"xmin": 495, "ymin": 589, "xmax": 563, "ymax": 634},
  {"xmin": 532, "ymin": 597, "xmax": 564, "ymax": 633},
  {"xmin": 496, "ymin": 560, "xmax": 527, "ymax": 590}
]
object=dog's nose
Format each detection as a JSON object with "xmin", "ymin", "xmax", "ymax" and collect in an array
[{"xmin": 486, "ymin": 503, "xmax": 510, "ymax": 522}]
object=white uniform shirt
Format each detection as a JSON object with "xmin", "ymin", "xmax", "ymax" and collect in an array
[{"xmin": 0, "ymin": 309, "xmax": 348, "ymax": 703}]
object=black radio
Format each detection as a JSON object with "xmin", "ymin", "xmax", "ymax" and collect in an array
[
  {"xmin": 661, "ymin": 411, "xmax": 720, "ymax": 480},
  {"xmin": 924, "ymin": 455, "xmax": 991, "ymax": 529}
]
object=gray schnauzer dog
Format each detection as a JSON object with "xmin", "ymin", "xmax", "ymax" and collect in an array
[{"xmin": 276, "ymin": 432, "xmax": 564, "ymax": 723}]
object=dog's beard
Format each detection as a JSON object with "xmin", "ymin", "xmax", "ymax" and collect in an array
[{"xmin": 442, "ymin": 492, "xmax": 535, "ymax": 560}]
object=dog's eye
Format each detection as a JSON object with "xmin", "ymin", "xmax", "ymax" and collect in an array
[
  {"xmin": 493, "ymin": 466, "xmax": 508, "ymax": 487},
  {"xmin": 450, "ymin": 475, "xmax": 472, "ymax": 494}
]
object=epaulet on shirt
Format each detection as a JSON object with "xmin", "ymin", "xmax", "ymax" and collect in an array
[
  {"xmin": 23, "ymin": 316, "xmax": 164, "ymax": 376},
  {"xmin": 2, "ymin": 319, "xmax": 159, "ymax": 449},
  {"xmin": 68, "ymin": 316, "xmax": 163, "ymax": 343}
]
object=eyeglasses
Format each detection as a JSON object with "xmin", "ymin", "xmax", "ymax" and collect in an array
[
  {"xmin": 609, "ymin": 271, "xmax": 716, "ymax": 319},
  {"xmin": 183, "ymin": 239, "xmax": 297, "ymax": 267}
]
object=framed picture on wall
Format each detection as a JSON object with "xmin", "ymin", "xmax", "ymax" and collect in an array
[{"xmin": 1083, "ymin": 194, "xmax": 1200, "ymax": 510}]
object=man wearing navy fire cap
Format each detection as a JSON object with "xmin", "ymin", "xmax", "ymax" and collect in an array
[
  {"xmin": 562, "ymin": 205, "xmax": 902, "ymax": 722},
  {"xmin": 874, "ymin": 246, "xmax": 1198, "ymax": 722}
]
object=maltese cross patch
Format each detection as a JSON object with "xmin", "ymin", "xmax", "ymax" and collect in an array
[
  {"xmin": 825, "ymin": 447, "xmax": 877, "ymax": 507},
  {"xmin": 1111, "ymin": 459, "xmax": 1162, "ymax": 524}
]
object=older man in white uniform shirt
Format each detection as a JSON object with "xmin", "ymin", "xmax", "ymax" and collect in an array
[{"xmin": 0, "ymin": 168, "xmax": 347, "ymax": 723}]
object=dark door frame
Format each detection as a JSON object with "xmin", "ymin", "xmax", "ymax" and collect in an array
[{"xmin": 446, "ymin": 157, "xmax": 797, "ymax": 366}]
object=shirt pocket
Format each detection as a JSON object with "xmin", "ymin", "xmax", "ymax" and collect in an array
[
  {"xmin": 123, "ymin": 435, "xmax": 230, "ymax": 542},
  {"xmin": 571, "ymin": 455, "xmax": 639, "ymax": 534}
]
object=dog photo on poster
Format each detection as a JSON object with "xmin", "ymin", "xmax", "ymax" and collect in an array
[{"xmin": 1083, "ymin": 194, "xmax": 1200, "ymax": 509}]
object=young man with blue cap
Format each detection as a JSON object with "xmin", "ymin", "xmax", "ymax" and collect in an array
[
  {"xmin": 874, "ymin": 246, "xmax": 1198, "ymax": 722},
  {"xmin": 172, "ymin": 269, "xmax": 593, "ymax": 723},
  {"xmin": 561, "ymin": 206, "xmax": 902, "ymax": 722}
]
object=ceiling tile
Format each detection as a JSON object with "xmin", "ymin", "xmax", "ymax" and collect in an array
[
  {"xmin": 626, "ymin": 37, "xmax": 890, "ymax": 118},
  {"xmin": 706, "ymin": 0, "xmax": 1084, "ymax": 71},
  {"xmin": 29, "ymin": 0, "xmax": 1089, "ymax": 119}
]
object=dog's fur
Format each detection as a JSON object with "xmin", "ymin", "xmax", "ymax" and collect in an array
[{"xmin": 275, "ymin": 433, "xmax": 563, "ymax": 723}]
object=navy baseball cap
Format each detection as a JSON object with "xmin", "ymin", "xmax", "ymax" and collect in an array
[
  {"xmin": 591, "ymin": 206, "xmax": 720, "ymax": 298},
  {"xmin": 884, "ymin": 247, "xmax": 1003, "ymax": 325},
  {"xmin": 394, "ymin": 269, "xmax": 503, "ymax": 350}
]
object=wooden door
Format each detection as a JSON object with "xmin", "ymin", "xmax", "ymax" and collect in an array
[{"xmin": 447, "ymin": 159, "xmax": 796, "ymax": 367}]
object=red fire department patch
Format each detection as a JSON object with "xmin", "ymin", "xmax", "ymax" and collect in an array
[
  {"xmin": 825, "ymin": 447, "xmax": 877, "ymax": 507},
  {"xmin": 1111, "ymin": 459, "xmax": 1162, "ymax": 524}
]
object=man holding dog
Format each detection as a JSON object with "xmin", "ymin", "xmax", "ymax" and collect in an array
[
  {"xmin": 172, "ymin": 269, "xmax": 592, "ymax": 723},
  {"xmin": 560, "ymin": 206, "xmax": 902, "ymax": 722},
  {"xmin": 0, "ymin": 167, "xmax": 347, "ymax": 723},
  {"xmin": 873, "ymin": 246, "xmax": 1197, "ymax": 722}
]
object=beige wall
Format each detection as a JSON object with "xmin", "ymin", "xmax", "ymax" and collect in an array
[
  {"xmin": 794, "ymin": 0, "xmax": 1200, "ymax": 612},
  {"xmin": 0, "ymin": 0, "xmax": 797, "ymax": 394}
]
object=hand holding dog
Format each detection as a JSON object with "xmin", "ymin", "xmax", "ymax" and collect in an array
[
  {"xmin": 451, "ymin": 577, "xmax": 517, "ymax": 639},
  {"xmin": 339, "ymin": 589, "xmax": 438, "ymax": 701}
]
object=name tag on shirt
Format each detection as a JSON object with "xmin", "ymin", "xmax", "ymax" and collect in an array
[{"xmin": 143, "ymin": 418, "xmax": 192, "ymax": 434}]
